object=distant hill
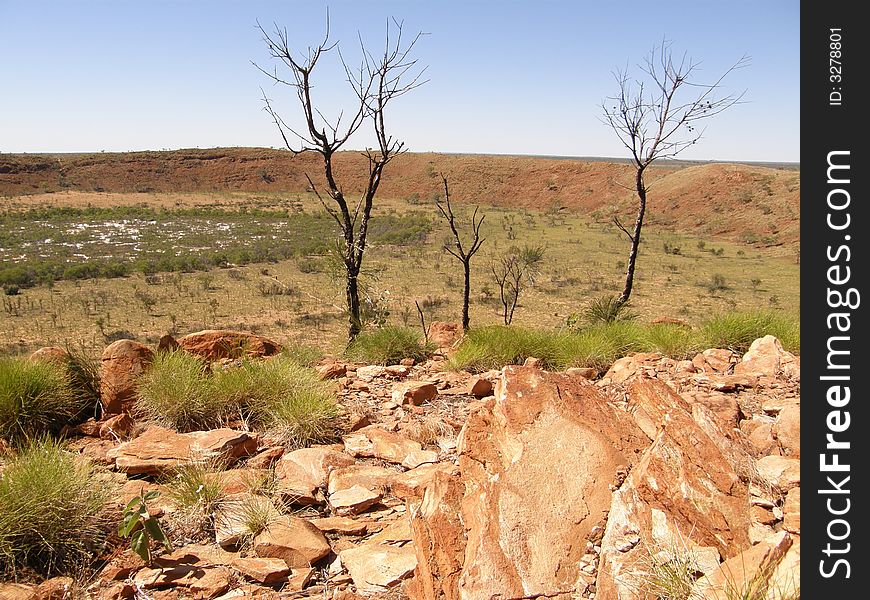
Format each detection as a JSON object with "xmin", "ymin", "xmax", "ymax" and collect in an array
[{"xmin": 0, "ymin": 148, "xmax": 799, "ymax": 252}]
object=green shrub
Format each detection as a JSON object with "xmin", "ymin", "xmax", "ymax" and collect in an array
[
  {"xmin": 0, "ymin": 357, "xmax": 89, "ymax": 445},
  {"xmin": 700, "ymin": 310, "xmax": 800, "ymax": 354},
  {"xmin": 577, "ymin": 295, "xmax": 637, "ymax": 326},
  {"xmin": 240, "ymin": 357, "xmax": 342, "ymax": 448},
  {"xmin": 135, "ymin": 351, "xmax": 219, "ymax": 430},
  {"xmin": 165, "ymin": 459, "xmax": 226, "ymax": 516},
  {"xmin": 448, "ymin": 326, "xmax": 571, "ymax": 372},
  {"xmin": 345, "ymin": 326, "xmax": 434, "ymax": 365},
  {"xmin": 0, "ymin": 438, "xmax": 111, "ymax": 577},
  {"xmin": 137, "ymin": 353, "xmax": 341, "ymax": 446}
]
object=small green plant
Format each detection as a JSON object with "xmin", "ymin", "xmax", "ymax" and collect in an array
[
  {"xmin": 166, "ymin": 459, "xmax": 227, "ymax": 516},
  {"xmin": 119, "ymin": 489, "xmax": 173, "ymax": 565},
  {"xmin": 580, "ymin": 295, "xmax": 638, "ymax": 326},
  {"xmin": 705, "ymin": 273, "xmax": 729, "ymax": 293}
]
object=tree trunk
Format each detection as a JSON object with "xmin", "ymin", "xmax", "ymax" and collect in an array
[
  {"xmin": 618, "ymin": 166, "xmax": 647, "ymax": 307},
  {"xmin": 346, "ymin": 268, "xmax": 362, "ymax": 341},
  {"xmin": 462, "ymin": 261, "xmax": 471, "ymax": 332}
]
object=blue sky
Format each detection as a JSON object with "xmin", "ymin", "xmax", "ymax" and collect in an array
[{"xmin": 0, "ymin": 0, "xmax": 799, "ymax": 162}]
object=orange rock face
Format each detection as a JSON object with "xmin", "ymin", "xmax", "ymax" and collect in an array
[
  {"xmin": 176, "ymin": 329, "xmax": 282, "ymax": 361},
  {"xmin": 99, "ymin": 339, "xmax": 154, "ymax": 415}
]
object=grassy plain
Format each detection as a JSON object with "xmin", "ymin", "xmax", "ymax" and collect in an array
[{"xmin": 0, "ymin": 189, "xmax": 799, "ymax": 357}]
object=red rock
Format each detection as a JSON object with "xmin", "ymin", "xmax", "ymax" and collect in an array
[
  {"xmin": 691, "ymin": 531, "xmax": 792, "ymax": 600},
  {"xmin": 0, "ymin": 583, "xmax": 36, "ymax": 600},
  {"xmin": 466, "ymin": 375, "xmax": 493, "ymax": 398},
  {"xmin": 734, "ymin": 335, "xmax": 796, "ymax": 378},
  {"xmin": 455, "ymin": 366, "xmax": 647, "ymax": 599},
  {"xmin": 343, "ymin": 426, "xmax": 429, "ymax": 466},
  {"xmin": 427, "ymin": 321, "xmax": 461, "ymax": 349},
  {"xmin": 692, "ymin": 348, "xmax": 738, "ymax": 373},
  {"xmin": 565, "ymin": 366, "xmax": 597, "ymax": 379},
  {"xmin": 774, "ymin": 403, "xmax": 800, "ymax": 457},
  {"xmin": 392, "ymin": 462, "xmax": 459, "ymax": 501},
  {"xmin": 28, "ymin": 346, "xmax": 69, "ymax": 364},
  {"xmin": 134, "ymin": 565, "xmax": 232, "ymax": 597},
  {"xmin": 245, "ymin": 446, "xmax": 284, "ymax": 469},
  {"xmin": 100, "ymin": 339, "xmax": 154, "ymax": 415},
  {"xmin": 391, "ymin": 381, "xmax": 438, "ymax": 406},
  {"xmin": 755, "ymin": 455, "xmax": 800, "ymax": 494},
  {"xmin": 329, "ymin": 484, "xmax": 383, "ymax": 516},
  {"xmin": 177, "ymin": 329, "xmax": 281, "ymax": 361},
  {"xmin": 783, "ymin": 487, "xmax": 800, "ymax": 533},
  {"xmin": 99, "ymin": 412, "xmax": 134, "ymax": 440},
  {"xmin": 274, "ymin": 447, "xmax": 355, "ymax": 504},
  {"xmin": 253, "ymin": 516, "xmax": 331, "ymax": 568},
  {"xmin": 340, "ymin": 544, "xmax": 418, "ymax": 593},
  {"xmin": 407, "ymin": 471, "xmax": 465, "ymax": 600},
  {"xmin": 327, "ymin": 464, "xmax": 395, "ymax": 496},
  {"xmin": 107, "ymin": 427, "xmax": 257, "ymax": 476},
  {"xmin": 232, "ymin": 557, "xmax": 290, "ymax": 584},
  {"xmin": 316, "ymin": 362, "xmax": 346, "ymax": 380},
  {"xmin": 310, "ymin": 516, "xmax": 368, "ymax": 535},
  {"xmin": 34, "ymin": 576, "xmax": 74, "ymax": 600},
  {"xmin": 598, "ymin": 378, "xmax": 751, "ymax": 600}
]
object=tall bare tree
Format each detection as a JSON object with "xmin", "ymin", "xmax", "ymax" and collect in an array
[
  {"xmin": 256, "ymin": 16, "xmax": 426, "ymax": 341},
  {"xmin": 602, "ymin": 41, "xmax": 748, "ymax": 308},
  {"xmin": 435, "ymin": 175, "xmax": 485, "ymax": 332}
]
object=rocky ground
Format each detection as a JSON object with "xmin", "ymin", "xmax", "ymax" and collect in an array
[{"xmin": 0, "ymin": 327, "xmax": 800, "ymax": 600}]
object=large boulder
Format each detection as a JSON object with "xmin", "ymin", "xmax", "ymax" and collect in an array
[
  {"xmin": 106, "ymin": 426, "xmax": 257, "ymax": 476},
  {"xmin": 450, "ymin": 365, "xmax": 647, "ymax": 600},
  {"xmin": 176, "ymin": 329, "xmax": 282, "ymax": 361},
  {"xmin": 100, "ymin": 339, "xmax": 154, "ymax": 415},
  {"xmin": 274, "ymin": 447, "xmax": 355, "ymax": 504},
  {"xmin": 734, "ymin": 335, "xmax": 798, "ymax": 379},
  {"xmin": 596, "ymin": 378, "xmax": 751, "ymax": 600}
]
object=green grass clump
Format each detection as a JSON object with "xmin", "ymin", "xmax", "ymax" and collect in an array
[
  {"xmin": 165, "ymin": 459, "xmax": 227, "ymax": 516},
  {"xmin": 700, "ymin": 310, "xmax": 800, "ymax": 354},
  {"xmin": 450, "ymin": 312, "xmax": 800, "ymax": 374},
  {"xmin": 345, "ymin": 325, "xmax": 434, "ymax": 365},
  {"xmin": 136, "ymin": 352, "xmax": 341, "ymax": 447},
  {"xmin": 0, "ymin": 357, "xmax": 91, "ymax": 445},
  {"xmin": 449, "ymin": 326, "xmax": 572, "ymax": 372},
  {"xmin": 135, "ymin": 351, "xmax": 218, "ymax": 430},
  {"xmin": 0, "ymin": 438, "xmax": 111, "ymax": 577}
]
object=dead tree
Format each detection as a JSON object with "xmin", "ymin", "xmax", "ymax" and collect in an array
[
  {"xmin": 602, "ymin": 41, "xmax": 748, "ymax": 308},
  {"xmin": 490, "ymin": 245, "xmax": 544, "ymax": 325},
  {"xmin": 435, "ymin": 175, "xmax": 485, "ymax": 332},
  {"xmin": 256, "ymin": 16, "xmax": 426, "ymax": 341}
]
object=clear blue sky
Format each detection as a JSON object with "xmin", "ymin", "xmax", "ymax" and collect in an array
[{"xmin": 0, "ymin": 0, "xmax": 799, "ymax": 162}]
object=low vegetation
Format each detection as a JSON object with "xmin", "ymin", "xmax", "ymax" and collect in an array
[
  {"xmin": 0, "ymin": 356, "xmax": 94, "ymax": 445},
  {"xmin": 344, "ymin": 325, "xmax": 434, "ymax": 365},
  {"xmin": 0, "ymin": 438, "xmax": 111, "ymax": 578},
  {"xmin": 450, "ymin": 310, "xmax": 799, "ymax": 374},
  {"xmin": 136, "ymin": 352, "xmax": 341, "ymax": 446}
]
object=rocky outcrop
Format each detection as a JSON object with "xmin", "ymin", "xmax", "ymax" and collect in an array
[
  {"xmin": 176, "ymin": 329, "xmax": 282, "ymax": 361},
  {"xmin": 99, "ymin": 339, "xmax": 153, "ymax": 415},
  {"xmin": 597, "ymin": 378, "xmax": 751, "ymax": 600},
  {"xmin": 446, "ymin": 366, "xmax": 646, "ymax": 600}
]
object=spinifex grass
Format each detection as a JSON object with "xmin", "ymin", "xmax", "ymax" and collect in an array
[
  {"xmin": 344, "ymin": 325, "xmax": 435, "ymax": 365},
  {"xmin": 136, "ymin": 352, "xmax": 342, "ymax": 446},
  {"xmin": 0, "ymin": 356, "xmax": 90, "ymax": 444},
  {"xmin": 0, "ymin": 438, "xmax": 111, "ymax": 577}
]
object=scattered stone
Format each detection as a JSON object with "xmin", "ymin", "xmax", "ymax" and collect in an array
[
  {"xmin": 427, "ymin": 321, "xmax": 461, "ymax": 349},
  {"xmin": 28, "ymin": 346, "xmax": 69, "ymax": 364},
  {"xmin": 691, "ymin": 531, "xmax": 792, "ymax": 600},
  {"xmin": 253, "ymin": 516, "xmax": 331, "ymax": 568},
  {"xmin": 328, "ymin": 464, "xmax": 395, "ymax": 497},
  {"xmin": 310, "ymin": 516, "xmax": 368, "ymax": 536},
  {"xmin": 774, "ymin": 403, "xmax": 800, "ymax": 457},
  {"xmin": 100, "ymin": 339, "xmax": 154, "ymax": 415},
  {"xmin": 329, "ymin": 484, "xmax": 383, "ymax": 516},
  {"xmin": 356, "ymin": 365, "xmax": 386, "ymax": 381},
  {"xmin": 401, "ymin": 449, "xmax": 440, "ymax": 469},
  {"xmin": 734, "ymin": 335, "xmax": 796, "ymax": 378},
  {"xmin": 99, "ymin": 412, "xmax": 134, "ymax": 440},
  {"xmin": 566, "ymin": 366, "xmax": 597, "ymax": 380},
  {"xmin": 385, "ymin": 364, "xmax": 411, "ymax": 378},
  {"xmin": 274, "ymin": 447, "xmax": 355, "ymax": 504},
  {"xmin": 107, "ymin": 427, "xmax": 257, "ymax": 476},
  {"xmin": 783, "ymin": 487, "xmax": 800, "ymax": 534},
  {"xmin": 466, "ymin": 375, "xmax": 493, "ymax": 398},
  {"xmin": 692, "ymin": 348, "xmax": 738, "ymax": 373},
  {"xmin": 392, "ymin": 381, "xmax": 438, "ymax": 406},
  {"xmin": 343, "ymin": 426, "xmax": 429, "ymax": 466},
  {"xmin": 134, "ymin": 565, "xmax": 232, "ymax": 597},
  {"xmin": 755, "ymin": 455, "xmax": 801, "ymax": 494},
  {"xmin": 34, "ymin": 576, "xmax": 74, "ymax": 600},
  {"xmin": 0, "ymin": 583, "xmax": 36, "ymax": 600},
  {"xmin": 231, "ymin": 557, "xmax": 290, "ymax": 584},
  {"xmin": 176, "ymin": 329, "xmax": 281, "ymax": 361},
  {"xmin": 340, "ymin": 544, "xmax": 418, "ymax": 593},
  {"xmin": 245, "ymin": 446, "xmax": 284, "ymax": 469},
  {"xmin": 316, "ymin": 362, "xmax": 347, "ymax": 379}
]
